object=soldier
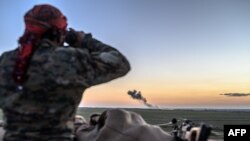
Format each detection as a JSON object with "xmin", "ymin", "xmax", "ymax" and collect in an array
[{"xmin": 0, "ymin": 4, "xmax": 130, "ymax": 141}]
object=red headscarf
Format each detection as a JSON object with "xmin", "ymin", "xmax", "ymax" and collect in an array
[{"xmin": 13, "ymin": 4, "xmax": 67, "ymax": 84}]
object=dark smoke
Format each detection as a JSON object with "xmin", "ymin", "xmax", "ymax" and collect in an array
[
  {"xmin": 127, "ymin": 90, "xmax": 158, "ymax": 108},
  {"xmin": 220, "ymin": 93, "xmax": 250, "ymax": 97}
]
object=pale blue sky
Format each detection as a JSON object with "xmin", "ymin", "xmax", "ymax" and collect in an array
[{"xmin": 0, "ymin": 0, "xmax": 250, "ymax": 108}]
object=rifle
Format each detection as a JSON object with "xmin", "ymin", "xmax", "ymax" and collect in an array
[{"xmin": 158, "ymin": 118, "xmax": 212, "ymax": 141}]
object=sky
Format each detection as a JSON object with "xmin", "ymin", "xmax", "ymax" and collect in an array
[{"xmin": 0, "ymin": 0, "xmax": 250, "ymax": 109}]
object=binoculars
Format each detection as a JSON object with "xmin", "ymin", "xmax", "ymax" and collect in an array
[{"xmin": 65, "ymin": 29, "xmax": 78, "ymax": 46}]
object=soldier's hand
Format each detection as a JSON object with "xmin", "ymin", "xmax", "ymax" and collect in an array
[{"xmin": 65, "ymin": 28, "xmax": 85, "ymax": 47}]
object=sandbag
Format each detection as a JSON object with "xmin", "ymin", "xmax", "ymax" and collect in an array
[{"xmin": 76, "ymin": 109, "xmax": 174, "ymax": 141}]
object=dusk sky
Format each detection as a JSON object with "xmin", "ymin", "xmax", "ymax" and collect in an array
[{"xmin": 0, "ymin": 0, "xmax": 250, "ymax": 109}]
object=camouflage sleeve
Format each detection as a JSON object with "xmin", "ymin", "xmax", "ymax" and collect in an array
[
  {"xmin": 78, "ymin": 34, "xmax": 130, "ymax": 86},
  {"xmin": 0, "ymin": 51, "xmax": 16, "ymax": 108}
]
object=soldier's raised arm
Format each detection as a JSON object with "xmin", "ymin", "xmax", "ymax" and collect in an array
[{"xmin": 66, "ymin": 29, "xmax": 130, "ymax": 86}]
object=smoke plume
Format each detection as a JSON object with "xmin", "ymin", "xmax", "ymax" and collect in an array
[
  {"xmin": 127, "ymin": 90, "xmax": 158, "ymax": 108},
  {"xmin": 220, "ymin": 93, "xmax": 250, "ymax": 97}
]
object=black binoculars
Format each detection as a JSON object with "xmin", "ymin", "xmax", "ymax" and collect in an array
[{"xmin": 65, "ymin": 29, "xmax": 78, "ymax": 45}]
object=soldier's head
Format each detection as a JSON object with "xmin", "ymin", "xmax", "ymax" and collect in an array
[
  {"xmin": 20, "ymin": 4, "xmax": 68, "ymax": 45},
  {"xmin": 13, "ymin": 4, "xmax": 67, "ymax": 84}
]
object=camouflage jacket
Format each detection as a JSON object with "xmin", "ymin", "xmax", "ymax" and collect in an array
[{"xmin": 0, "ymin": 34, "xmax": 130, "ymax": 141}]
